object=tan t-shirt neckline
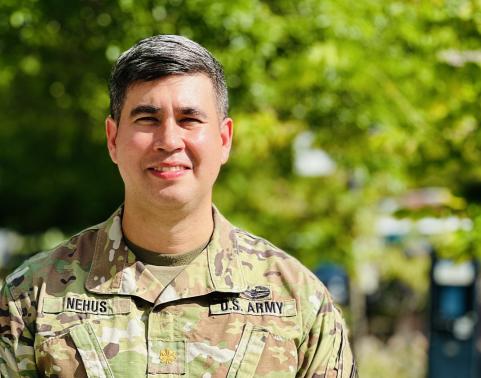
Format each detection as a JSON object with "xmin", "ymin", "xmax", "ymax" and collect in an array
[{"xmin": 124, "ymin": 237, "xmax": 209, "ymax": 286}]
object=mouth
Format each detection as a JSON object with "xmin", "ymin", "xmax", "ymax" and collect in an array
[
  {"xmin": 150, "ymin": 166, "xmax": 188, "ymax": 173},
  {"xmin": 147, "ymin": 164, "xmax": 191, "ymax": 179}
]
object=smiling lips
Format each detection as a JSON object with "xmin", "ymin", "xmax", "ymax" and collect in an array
[{"xmin": 148, "ymin": 164, "xmax": 191, "ymax": 179}]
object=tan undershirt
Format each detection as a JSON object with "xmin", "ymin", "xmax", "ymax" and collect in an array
[{"xmin": 124, "ymin": 237, "xmax": 209, "ymax": 287}]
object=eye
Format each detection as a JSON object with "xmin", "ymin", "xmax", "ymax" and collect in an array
[
  {"xmin": 179, "ymin": 117, "xmax": 202, "ymax": 125},
  {"xmin": 135, "ymin": 116, "xmax": 158, "ymax": 124}
]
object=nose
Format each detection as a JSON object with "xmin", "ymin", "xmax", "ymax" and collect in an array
[{"xmin": 152, "ymin": 118, "xmax": 184, "ymax": 152}]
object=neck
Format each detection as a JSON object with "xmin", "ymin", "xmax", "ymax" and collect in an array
[{"xmin": 121, "ymin": 199, "xmax": 214, "ymax": 254}]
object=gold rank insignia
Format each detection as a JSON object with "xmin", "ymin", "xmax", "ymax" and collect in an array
[{"xmin": 159, "ymin": 349, "xmax": 177, "ymax": 365}]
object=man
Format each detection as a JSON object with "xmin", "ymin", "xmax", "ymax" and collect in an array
[{"xmin": 0, "ymin": 35, "xmax": 357, "ymax": 377}]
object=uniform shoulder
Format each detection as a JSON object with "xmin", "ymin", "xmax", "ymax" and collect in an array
[
  {"xmin": 3, "ymin": 223, "xmax": 103, "ymax": 300},
  {"xmin": 232, "ymin": 227, "xmax": 335, "ymax": 330},
  {"xmin": 233, "ymin": 227, "xmax": 321, "ymax": 283}
]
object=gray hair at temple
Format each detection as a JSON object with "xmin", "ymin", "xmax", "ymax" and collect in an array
[{"xmin": 108, "ymin": 35, "xmax": 228, "ymax": 123}]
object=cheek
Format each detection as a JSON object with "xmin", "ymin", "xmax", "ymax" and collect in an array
[
  {"xmin": 188, "ymin": 133, "xmax": 224, "ymax": 176},
  {"xmin": 119, "ymin": 133, "xmax": 153, "ymax": 157},
  {"xmin": 115, "ymin": 133, "xmax": 154, "ymax": 171},
  {"xmin": 189, "ymin": 129, "xmax": 222, "ymax": 155},
  {"xmin": 130, "ymin": 132, "xmax": 154, "ymax": 148}
]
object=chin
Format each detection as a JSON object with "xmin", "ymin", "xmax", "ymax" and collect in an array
[{"xmin": 151, "ymin": 191, "xmax": 194, "ymax": 208}]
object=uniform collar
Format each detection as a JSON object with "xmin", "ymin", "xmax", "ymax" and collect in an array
[{"xmin": 85, "ymin": 206, "xmax": 248, "ymax": 304}]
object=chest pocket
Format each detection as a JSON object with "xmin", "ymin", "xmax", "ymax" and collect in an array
[
  {"xmin": 70, "ymin": 322, "xmax": 115, "ymax": 378},
  {"xmin": 36, "ymin": 295, "xmax": 131, "ymax": 378},
  {"xmin": 36, "ymin": 322, "xmax": 114, "ymax": 378},
  {"xmin": 227, "ymin": 323, "xmax": 268, "ymax": 378}
]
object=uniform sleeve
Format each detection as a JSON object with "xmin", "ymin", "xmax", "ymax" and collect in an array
[
  {"xmin": 297, "ymin": 296, "xmax": 358, "ymax": 378},
  {"xmin": 0, "ymin": 282, "xmax": 38, "ymax": 377}
]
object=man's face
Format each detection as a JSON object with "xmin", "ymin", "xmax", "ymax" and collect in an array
[{"xmin": 106, "ymin": 74, "xmax": 233, "ymax": 212}]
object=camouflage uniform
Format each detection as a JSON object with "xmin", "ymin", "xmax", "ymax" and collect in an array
[{"xmin": 0, "ymin": 207, "xmax": 357, "ymax": 377}]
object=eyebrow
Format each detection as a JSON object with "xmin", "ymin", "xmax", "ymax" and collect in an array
[
  {"xmin": 130, "ymin": 105, "xmax": 161, "ymax": 118},
  {"xmin": 177, "ymin": 107, "xmax": 207, "ymax": 119},
  {"xmin": 129, "ymin": 105, "xmax": 208, "ymax": 119}
]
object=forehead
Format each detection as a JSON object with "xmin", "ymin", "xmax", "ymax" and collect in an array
[{"xmin": 123, "ymin": 74, "xmax": 216, "ymax": 109}]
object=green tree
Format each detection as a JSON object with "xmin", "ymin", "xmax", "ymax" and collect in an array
[{"xmin": 1, "ymin": 0, "xmax": 481, "ymax": 270}]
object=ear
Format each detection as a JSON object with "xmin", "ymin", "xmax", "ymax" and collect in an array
[
  {"xmin": 105, "ymin": 116, "xmax": 119, "ymax": 164},
  {"xmin": 220, "ymin": 117, "xmax": 233, "ymax": 164}
]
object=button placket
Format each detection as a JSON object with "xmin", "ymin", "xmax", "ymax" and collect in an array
[{"xmin": 148, "ymin": 311, "xmax": 185, "ymax": 375}]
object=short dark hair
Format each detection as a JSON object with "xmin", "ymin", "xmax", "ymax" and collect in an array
[{"xmin": 109, "ymin": 35, "xmax": 228, "ymax": 123}]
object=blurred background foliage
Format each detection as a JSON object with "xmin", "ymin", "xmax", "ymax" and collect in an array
[
  {"xmin": 2, "ymin": 0, "xmax": 479, "ymax": 259},
  {"xmin": 1, "ymin": 1, "xmax": 481, "ymax": 377}
]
